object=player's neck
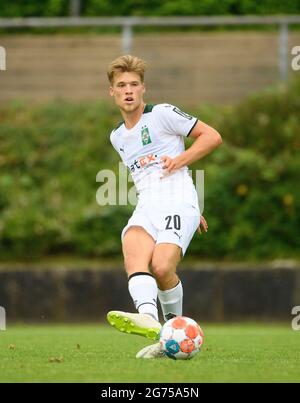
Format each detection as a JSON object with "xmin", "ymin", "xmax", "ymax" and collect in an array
[{"xmin": 122, "ymin": 102, "xmax": 146, "ymax": 130}]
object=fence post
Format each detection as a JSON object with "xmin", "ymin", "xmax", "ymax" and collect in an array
[
  {"xmin": 0, "ymin": 306, "xmax": 6, "ymax": 330},
  {"xmin": 0, "ymin": 46, "xmax": 6, "ymax": 70},
  {"xmin": 69, "ymin": 0, "xmax": 81, "ymax": 17},
  {"xmin": 279, "ymin": 22, "xmax": 289, "ymax": 81},
  {"xmin": 122, "ymin": 23, "xmax": 133, "ymax": 54}
]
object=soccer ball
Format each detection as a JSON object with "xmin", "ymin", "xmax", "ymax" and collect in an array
[{"xmin": 159, "ymin": 316, "xmax": 204, "ymax": 360}]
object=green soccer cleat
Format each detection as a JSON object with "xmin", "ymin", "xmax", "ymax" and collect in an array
[{"xmin": 107, "ymin": 311, "xmax": 162, "ymax": 341}]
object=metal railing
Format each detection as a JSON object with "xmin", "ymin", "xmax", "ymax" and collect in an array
[{"xmin": 1, "ymin": 15, "xmax": 300, "ymax": 80}]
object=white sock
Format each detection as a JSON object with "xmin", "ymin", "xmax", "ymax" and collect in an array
[
  {"xmin": 158, "ymin": 281, "xmax": 183, "ymax": 321},
  {"xmin": 128, "ymin": 273, "xmax": 159, "ymax": 322}
]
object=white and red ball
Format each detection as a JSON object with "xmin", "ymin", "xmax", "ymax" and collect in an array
[{"xmin": 159, "ymin": 316, "xmax": 204, "ymax": 360}]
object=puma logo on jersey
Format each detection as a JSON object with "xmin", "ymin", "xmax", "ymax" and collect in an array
[{"xmin": 129, "ymin": 153, "xmax": 158, "ymax": 172}]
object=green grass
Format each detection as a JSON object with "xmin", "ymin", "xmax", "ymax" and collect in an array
[{"xmin": 0, "ymin": 323, "xmax": 299, "ymax": 383}]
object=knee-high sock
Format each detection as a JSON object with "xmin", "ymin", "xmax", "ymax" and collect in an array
[
  {"xmin": 158, "ymin": 281, "xmax": 183, "ymax": 321},
  {"xmin": 128, "ymin": 272, "xmax": 159, "ymax": 321}
]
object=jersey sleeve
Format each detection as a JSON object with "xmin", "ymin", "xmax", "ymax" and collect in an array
[
  {"xmin": 110, "ymin": 130, "xmax": 128, "ymax": 166},
  {"xmin": 153, "ymin": 104, "xmax": 198, "ymax": 137},
  {"xmin": 110, "ymin": 130, "xmax": 119, "ymax": 153}
]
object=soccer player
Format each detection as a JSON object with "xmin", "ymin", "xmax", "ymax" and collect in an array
[{"xmin": 106, "ymin": 55, "xmax": 222, "ymax": 358}]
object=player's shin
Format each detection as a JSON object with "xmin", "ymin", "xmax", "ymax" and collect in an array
[
  {"xmin": 128, "ymin": 272, "xmax": 159, "ymax": 321},
  {"xmin": 158, "ymin": 280, "xmax": 183, "ymax": 321}
]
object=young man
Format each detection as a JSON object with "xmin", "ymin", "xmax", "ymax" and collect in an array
[{"xmin": 106, "ymin": 55, "xmax": 222, "ymax": 358}]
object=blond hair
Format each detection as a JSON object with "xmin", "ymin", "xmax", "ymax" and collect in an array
[{"xmin": 107, "ymin": 55, "xmax": 146, "ymax": 84}]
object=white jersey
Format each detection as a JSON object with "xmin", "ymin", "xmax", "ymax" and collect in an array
[{"xmin": 110, "ymin": 103, "xmax": 199, "ymax": 207}]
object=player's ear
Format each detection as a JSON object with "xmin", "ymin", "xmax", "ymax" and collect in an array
[
  {"xmin": 109, "ymin": 86, "xmax": 114, "ymax": 97},
  {"xmin": 142, "ymin": 82, "xmax": 146, "ymax": 94}
]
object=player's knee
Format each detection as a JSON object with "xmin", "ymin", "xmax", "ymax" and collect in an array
[{"xmin": 151, "ymin": 261, "xmax": 172, "ymax": 282}]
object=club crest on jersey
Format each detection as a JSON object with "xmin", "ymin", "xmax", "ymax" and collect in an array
[{"xmin": 141, "ymin": 125, "xmax": 152, "ymax": 146}]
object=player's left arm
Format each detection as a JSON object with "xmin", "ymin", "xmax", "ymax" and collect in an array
[{"xmin": 161, "ymin": 120, "xmax": 222, "ymax": 173}]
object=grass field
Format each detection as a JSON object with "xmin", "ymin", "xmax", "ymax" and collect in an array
[{"xmin": 0, "ymin": 323, "xmax": 299, "ymax": 383}]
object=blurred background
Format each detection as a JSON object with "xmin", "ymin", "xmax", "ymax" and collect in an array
[{"xmin": 0, "ymin": 0, "xmax": 299, "ymax": 324}]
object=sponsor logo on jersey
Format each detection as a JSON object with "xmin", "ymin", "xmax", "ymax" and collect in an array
[
  {"xmin": 141, "ymin": 125, "xmax": 152, "ymax": 145},
  {"xmin": 129, "ymin": 153, "xmax": 158, "ymax": 172}
]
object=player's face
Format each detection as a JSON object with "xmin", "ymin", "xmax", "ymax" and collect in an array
[{"xmin": 110, "ymin": 72, "xmax": 145, "ymax": 113}]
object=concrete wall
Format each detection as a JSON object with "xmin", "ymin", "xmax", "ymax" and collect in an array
[
  {"xmin": 0, "ymin": 31, "xmax": 299, "ymax": 105},
  {"xmin": 0, "ymin": 265, "xmax": 299, "ymax": 323}
]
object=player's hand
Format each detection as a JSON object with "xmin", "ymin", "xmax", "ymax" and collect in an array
[
  {"xmin": 160, "ymin": 155, "xmax": 182, "ymax": 174},
  {"xmin": 197, "ymin": 215, "xmax": 208, "ymax": 234}
]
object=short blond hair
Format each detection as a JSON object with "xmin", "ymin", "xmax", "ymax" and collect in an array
[{"xmin": 107, "ymin": 55, "xmax": 146, "ymax": 84}]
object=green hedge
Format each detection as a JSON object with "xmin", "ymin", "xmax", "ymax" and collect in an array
[
  {"xmin": 190, "ymin": 78, "xmax": 300, "ymax": 259},
  {"xmin": 1, "ymin": 0, "xmax": 300, "ymax": 17},
  {"xmin": 0, "ymin": 78, "xmax": 299, "ymax": 261}
]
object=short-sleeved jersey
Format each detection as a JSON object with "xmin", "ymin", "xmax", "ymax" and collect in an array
[{"xmin": 110, "ymin": 103, "xmax": 199, "ymax": 205}]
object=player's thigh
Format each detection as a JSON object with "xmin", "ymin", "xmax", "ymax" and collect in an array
[
  {"xmin": 122, "ymin": 226, "xmax": 156, "ymax": 276},
  {"xmin": 151, "ymin": 243, "xmax": 182, "ymax": 278}
]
